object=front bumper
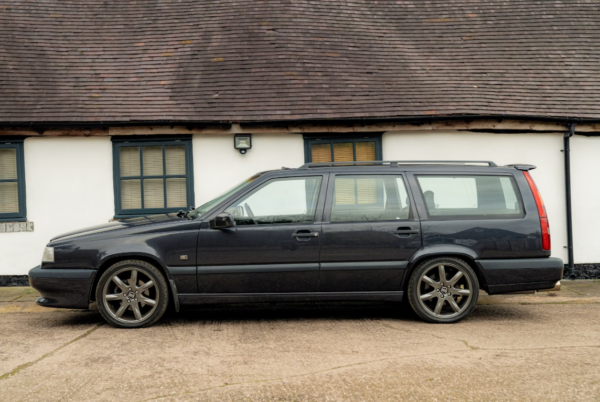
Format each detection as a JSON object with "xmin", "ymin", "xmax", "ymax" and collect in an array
[
  {"xmin": 477, "ymin": 257, "xmax": 564, "ymax": 295},
  {"xmin": 28, "ymin": 266, "xmax": 96, "ymax": 309}
]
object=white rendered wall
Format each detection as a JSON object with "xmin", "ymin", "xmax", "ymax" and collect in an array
[
  {"xmin": 0, "ymin": 137, "xmax": 115, "ymax": 275},
  {"xmin": 570, "ymin": 135, "xmax": 600, "ymax": 263},
  {"xmin": 193, "ymin": 134, "xmax": 305, "ymax": 205},
  {"xmin": 383, "ymin": 131, "xmax": 568, "ymax": 262}
]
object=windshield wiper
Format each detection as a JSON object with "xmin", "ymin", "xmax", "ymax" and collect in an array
[{"xmin": 177, "ymin": 206, "xmax": 196, "ymax": 219}]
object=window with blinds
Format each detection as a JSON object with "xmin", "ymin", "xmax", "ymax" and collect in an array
[
  {"xmin": 305, "ymin": 136, "xmax": 381, "ymax": 164},
  {"xmin": 0, "ymin": 141, "xmax": 26, "ymax": 221},
  {"xmin": 112, "ymin": 138, "xmax": 194, "ymax": 217}
]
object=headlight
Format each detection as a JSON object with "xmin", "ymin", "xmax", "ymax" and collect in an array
[{"xmin": 42, "ymin": 247, "xmax": 54, "ymax": 263}]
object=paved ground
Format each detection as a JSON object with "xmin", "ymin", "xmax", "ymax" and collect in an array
[{"xmin": 0, "ymin": 281, "xmax": 599, "ymax": 401}]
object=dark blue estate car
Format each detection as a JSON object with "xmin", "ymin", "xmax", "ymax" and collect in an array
[{"xmin": 29, "ymin": 161, "xmax": 563, "ymax": 328}]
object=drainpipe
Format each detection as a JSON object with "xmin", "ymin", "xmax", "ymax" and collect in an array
[{"xmin": 564, "ymin": 123, "xmax": 575, "ymax": 278}]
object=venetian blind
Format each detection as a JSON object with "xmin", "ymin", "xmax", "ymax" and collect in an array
[
  {"xmin": 356, "ymin": 141, "xmax": 376, "ymax": 161},
  {"xmin": 0, "ymin": 148, "xmax": 19, "ymax": 213},
  {"xmin": 311, "ymin": 143, "xmax": 331, "ymax": 162},
  {"xmin": 333, "ymin": 143, "xmax": 354, "ymax": 161},
  {"xmin": 165, "ymin": 146, "xmax": 186, "ymax": 175}
]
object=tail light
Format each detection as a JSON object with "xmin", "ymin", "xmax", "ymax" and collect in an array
[{"xmin": 523, "ymin": 171, "xmax": 551, "ymax": 251}]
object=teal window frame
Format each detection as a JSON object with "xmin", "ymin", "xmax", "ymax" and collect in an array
[
  {"xmin": 112, "ymin": 136, "xmax": 195, "ymax": 218},
  {"xmin": 0, "ymin": 139, "xmax": 27, "ymax": 222},
  {"xmin": 303, "ymin": 134, "xmax": 383, "ymax": 163}
]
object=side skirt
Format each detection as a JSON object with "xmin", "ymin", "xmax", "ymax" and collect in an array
[{"xmin": 178, "ymin": 291, "xmax": 403, "ymax": 305}]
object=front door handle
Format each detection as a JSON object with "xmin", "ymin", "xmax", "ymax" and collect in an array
[{"xmin": 292, "ymin": 232, "xmax": 319, "ymax": 238}]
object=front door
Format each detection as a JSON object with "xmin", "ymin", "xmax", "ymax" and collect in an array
[
  {"xmin": 196, "ymin": 175, "xmax": 326, "ymax": 293},
  {"xmin": 319, "ymin": 173, "xmax": 422, "ymax": 292}
]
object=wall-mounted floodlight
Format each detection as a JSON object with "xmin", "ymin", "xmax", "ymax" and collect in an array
[{"xmin": 234, "ymin": 134, "xmax": 252, "ymax": 154}]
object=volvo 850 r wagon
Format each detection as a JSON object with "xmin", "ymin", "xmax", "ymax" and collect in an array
[{"xmin": 29, "ymin": 161, "xmax": 564, "ymax": 328}]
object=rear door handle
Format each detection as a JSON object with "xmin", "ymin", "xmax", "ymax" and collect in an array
[{"xmin": 393, "ymin": 227, "xmax": 419, "ymax": 236}]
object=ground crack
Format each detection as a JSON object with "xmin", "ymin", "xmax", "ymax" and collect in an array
[{"xmin": 0, "ymin": 322, "xmax": 104, "ymax": 380}]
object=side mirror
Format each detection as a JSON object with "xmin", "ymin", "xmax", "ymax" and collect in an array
[{"xmin": 210, "ymin": 213, "xmax": 236, "ymax": 229}]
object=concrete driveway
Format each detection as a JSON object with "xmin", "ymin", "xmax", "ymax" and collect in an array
[{"xmin": 1, "ymin": 281, "xmax": 599, "ymax": 401}]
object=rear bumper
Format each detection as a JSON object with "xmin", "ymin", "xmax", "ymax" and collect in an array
[
  {"xmin": 476, "ymin": 257, "xmax": 564, "ymax": 295},
  {"xmin": 28, "ymin": 266, "xmax": 96, "ymax": 309}
]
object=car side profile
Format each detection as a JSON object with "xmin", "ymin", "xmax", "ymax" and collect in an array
[{"xmin": 29, "ymin": 161, "xmax": 564, "ymax": 328}]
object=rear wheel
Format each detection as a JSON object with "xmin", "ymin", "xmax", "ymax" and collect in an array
[
  {"xmin": 96, "ymin": 260, "xmax": 169, "ymax": 328},
  {"xmin": 407, "ymin": 257, "xmax": 479, "ymax": 323}
]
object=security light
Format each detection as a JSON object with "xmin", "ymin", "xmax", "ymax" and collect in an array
[{"xmin": 234, "ymin": 134, "xmax": 252, "ymax": 154}]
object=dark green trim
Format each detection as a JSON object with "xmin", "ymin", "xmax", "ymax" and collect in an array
[
  {"xmin": 0, "ymin": 139, "xmax": 27, "ymax": 222},
  {"xmin": 303, "ymin": 134, "xmax": 383, "ymax": 163},
  {"xmin": 111, "ymin": 136, "xmax": 195, "ymax": 218}
]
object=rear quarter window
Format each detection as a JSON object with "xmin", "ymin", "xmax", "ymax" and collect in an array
[{"xmin": 416, "ymin": 175, "xmax": 523, "ymax": 220}]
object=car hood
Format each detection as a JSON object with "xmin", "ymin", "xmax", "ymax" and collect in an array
[{"xmin": 50, "ymin": 214, "xmax": 184, "ymax": 243}]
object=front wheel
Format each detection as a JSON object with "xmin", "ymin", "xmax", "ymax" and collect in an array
[
  {"xmin": 407, "ymin": 257, "xmax": 479, "ymax": 323},
  {"xmin": 96, "ymin": 260, "xmax": 169, "ymax": 328}
]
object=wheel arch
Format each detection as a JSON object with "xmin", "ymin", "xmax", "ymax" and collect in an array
[
  {"xmin": 90, "ymin": 253, "xmax": 172, "ymax": 303},
  {"xmin": 403, "ymin": 248, "xmax": 488, "ymax": 292}
]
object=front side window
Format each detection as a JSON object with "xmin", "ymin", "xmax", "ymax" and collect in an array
[
  {"xmin": 224, "ymin": 176, "xmax": 322, "ymax": 225},
  {"xmin": 305, "ymin": 136, "xmax": 382, "ymax": 163},
  {"xmin": 330, "ymin": 175, "xmax": 410, "ymax": 222},
  {"xmin": 416, "ymin": 175, "xmax": 522, "ymax": 219},
  {"xmin": 112, "ymin": 138, "xmax": 194, "ymax": 217},
  {"xmin": 0, "ymin": 141, "xmax": 26, "ymax": 221}
]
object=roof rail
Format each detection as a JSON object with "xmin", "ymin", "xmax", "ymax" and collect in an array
[{"xmin": 299, "ymin": 160, "xmax": 498, "ymax": 169}]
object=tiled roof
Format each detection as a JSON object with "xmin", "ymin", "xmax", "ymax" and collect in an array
[{"xmin": 1, "ymin": 0, "xmax": 599, "ymax": 123}]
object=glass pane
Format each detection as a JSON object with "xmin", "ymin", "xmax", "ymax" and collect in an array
[
  {"xmin": 334, "ymin": 178, "xmax": 356, "ymax": 205},
  {"xmin": 332, "ymin": 175, "xmax": 409, "ymax": 222},
  {"xmin": 417, "ymin": 175, "xmax": 522, "ymax": 217},
  {"xmin": 311, "ymin": 143, "xmax": 331, "ymax": 163},
  {"xmin": 143, "ymin": 146, "xmax": 163, "ymax": 176},
  {"xmin": 224, "ymin": 177, "xmax": 322, "ymax": 225},
  {"xmin": 119, "ymin": 147, "xmax": 140, "ymax": 177},
  {"xmin": 143, "ymin": 179, "xmax": 164, "ymax": 209},
  {"xmin": 121, "ymin": 179, "xmax": 141, "ymax": 210},
  {"xmin": 333, "ymin": 142, "xmax": 354, "ymax": 162},
  {"xmin": 165, "ymin": 146, "xmax": 186, "ymax": 175},
  {"xmin": 355, "ymin": 141, "xmax": 376, "ymax": 161},
  {"xmin": 0, "ymin": 148, "xmax": 17, "ymax": 180},
  {"xmin": 166, "ymin": 178, "xmax": 187, "ymax": 208},
  {"xmin": 0, "ymin": 182, "xmax": 19, "ymax": 213}
]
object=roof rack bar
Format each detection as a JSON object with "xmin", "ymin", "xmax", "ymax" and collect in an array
[{"xmin": 299, "ymin": 160, "xmax": 497, "ymax": 169}]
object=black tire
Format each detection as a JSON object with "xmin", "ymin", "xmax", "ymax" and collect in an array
[
  {"xmin": 407, "ymin": 257, "xmax": 479, "ymax": 324},
  {"xmin": 96, "ymin": 260, "xmax": 169, "ymax": 328}
]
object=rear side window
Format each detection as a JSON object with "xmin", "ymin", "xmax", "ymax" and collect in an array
[
  {"xmin": 416, "ymin": 175, "xmax": 522, "ymax": 219},
  {"xmin": 331, "ymin": 175, "xmax": 411, "ymax": 222}
]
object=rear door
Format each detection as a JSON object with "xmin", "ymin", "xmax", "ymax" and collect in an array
[{"xmin": 319, "ymin": 172, "xmax": 422, "ymax": 292}]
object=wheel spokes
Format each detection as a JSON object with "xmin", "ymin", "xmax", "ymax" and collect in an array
[
  {"xmin": 448, "ymin": 271, "xmax": 464, "ymax": 286},
  {"xmin": 129, "ymin": 270, "xmax": 138, "ymax": 289},
  {"xmin": 137, "ymin": 280, "xmax": 154, "ymax": 293},
  {"xmin": 139, "ymin": 295, "xmax": 156, "ymax": 306},
  {"xmin": 131, "ymin": 303, "xmax": 143, "ymax": 320},
  {"xmin": 434, "ymin": 298, "xmax": 445, "ymax": 315},
  {"xmin": 447, "ymin": 297, "xmax": 461, "ymax": 312},
  {"xmin": 112, "ymin": 276, "xmax": 129, "ymax": 292},
  {"xmin": 105, "ymin": 293, "xmax": 122, "ymax": 301},
  {"xmin": 452, "ymin": 288, "xmax": 471, "ymax": 296},
  {"xmin": 420, "ymin": 292, "xmax": 436, "ymax": 301},
  {"xmin": 422, "ymin": 275, "xmax": 439, "ymax": 288},
  {"xmin": 115, "ymin": 302, "xmax": 128, "ymax": 318},
  {"xmin": 438, "ymin": 265, "xmax": 447, "ymax": 284}
]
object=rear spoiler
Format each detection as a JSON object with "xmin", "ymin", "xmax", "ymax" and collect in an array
[{"xmin": 506, "ymin": 164, "xmax": 536, "ymax": 171}]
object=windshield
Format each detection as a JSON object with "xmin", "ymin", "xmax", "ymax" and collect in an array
[{"xmin": 188, "ymin": 173, "xmax": 264, "ymax": 219}]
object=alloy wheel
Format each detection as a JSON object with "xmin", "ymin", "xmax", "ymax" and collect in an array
[
  {"xmin": 102, "ymin": 267, "xmax": 159, "ymax": 324},
  {"xmin": 416, "ymin": 262, "xmax": 473, "ymax": 319}
]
